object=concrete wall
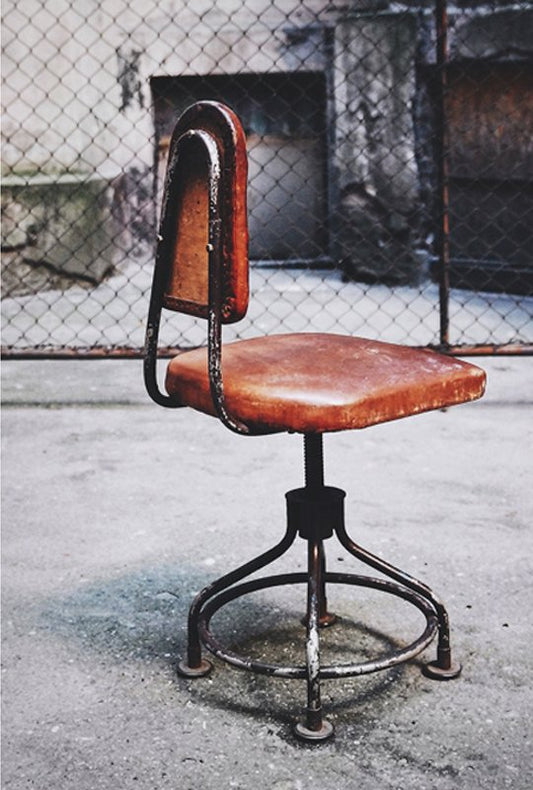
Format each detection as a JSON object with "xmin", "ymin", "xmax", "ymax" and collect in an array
[
  {"xmin": 2, "ymin": 0, "xmax": 339, "ymax": 282},
  {"xmin": 2, "ymin": 0, "xmax": 531, "ymax": 287},
  {"xmin": 333, "ymin": 12, "xmax": 422, "ymax": 283}
]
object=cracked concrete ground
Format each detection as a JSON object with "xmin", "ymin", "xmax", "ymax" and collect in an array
[{"xmin": 1, "ymin": 355, "xmax": 532, "ymax": 789}]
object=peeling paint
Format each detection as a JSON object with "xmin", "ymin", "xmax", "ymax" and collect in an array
[{"xmin": 117, "ymin": 48, "xmax": 144, "ymax": 112}]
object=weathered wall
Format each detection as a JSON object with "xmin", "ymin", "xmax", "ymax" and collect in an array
[
  {"xmin": 1, "ymin": 0, "xmax": 340, "ymax": 176},
  {"xmin": 2, "ymin": 0, "xmax": 531, "ymax": 286},
  {"xmin": 1, "ymin": 0, "xmax": 339, "ymax": 281},
  {"xmin": 332, "ymin": 2, "xmax": 533, "ymax": 285},
  {"xmin": 333, "ymin": 12, "xmax": 421, "ymax": 283},
  {"xmin": 1, "ymin": 175, "xmax": 120, "ymax": 283}
]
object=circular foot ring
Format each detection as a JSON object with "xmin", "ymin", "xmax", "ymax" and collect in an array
[
  {"xmin": 200, "ymin": 572, "xmax": 439, "ymax": 680},
  {"xmin": 177, "ymin": 658, "xmax": 213, "ymax": 678},
  {"xmin": 294, "ymin": 719, "xmax": 334, "ymax": 742},
  {"xmin": 423, "ymin": 660, "xmax": 462, "ymax": 680}
]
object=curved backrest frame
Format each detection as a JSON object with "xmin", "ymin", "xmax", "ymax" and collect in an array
[{"xmin": 144, "ymin": 101, "xmax": 253, "ymax": 432}]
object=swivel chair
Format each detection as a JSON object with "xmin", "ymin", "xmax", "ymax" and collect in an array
[{"xmin": 144, "ymin": 101, "xmax": 486, "ymax": 741}]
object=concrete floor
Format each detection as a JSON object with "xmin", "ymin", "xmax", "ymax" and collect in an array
[{"xmin": 2, "ymin": 355, "xmax": 532, "ymax": 789}]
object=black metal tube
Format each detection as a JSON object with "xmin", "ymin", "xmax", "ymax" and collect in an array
[
  {"xmin": 304, "ymin": 539, "xmax": 324, "ymax": 732},
  {"xmin": 317, "ymin": 541, "xmax": 335, "ymax": 626},
  {"xmin": 304, "ymin": 434, "xmax": 324, "ymax": 489},
  {"xmin": 198, "ymin": 571, "xmax": 438, "ymax": 679},
  {"xmin": 435, "ymin": 0, "xmax": 450, "ymax": 350},
  {"xmin": 183, "ymin": 521, "xmax": 298, "ymax": 671},
  {"xmin": 202, "ymin": 134, "xmax": 251, "ymax": 435},
  {"xmin": 335, "ymin": 519, "xmax": 455, "ymax": 671}
]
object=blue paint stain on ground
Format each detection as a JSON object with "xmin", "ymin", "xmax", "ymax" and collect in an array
[
  {"xmin": 39, "ymin": 564, "xmax": 206, "ymax": 662},
  {"xmin": 32, "ymin": 563, "xmax": 411, "ymax": 734},
  {"xmin": 38, "ymin": 563, "xmax": 277, "ymax": 664}
]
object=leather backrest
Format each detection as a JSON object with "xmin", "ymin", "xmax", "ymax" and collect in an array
[{"xmin": 156, "ymin": 101, "xmax": 249, "ymax": 324}]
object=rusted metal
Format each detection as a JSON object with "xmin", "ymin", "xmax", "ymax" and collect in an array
[
  {"xmin": 316, "ymin": 541, "xmax": 337, "ymax": 629},
  {"xmin": 144, "ymin": 127, "xmax": 223, "ymax": 409},
  {"xmin": 446, "ymin": 63, "xmax": 533, "ymax": 182},
  {"xmin": 294, "ymin": 538, "xmax": 334, "ymax": 742},
  {"xmin": 195, "ymin": 571, "xmax": 439, "ymax": 680},
  {"xmin": 177, "ymin": 431, "xmax": 459, "ymax": 737},
  {"xmin": 3, "ymin": 342, "xmax": 532, "ymax": 361},
  {"xmin": 438, "ymin": 343, "xmax": 533, "ymax": 357},
  {"xmin": 1, "ymin": 346, "xmax": 154, "ymax": 359},
  {"xmin": 143, "ymin": 101, "xmax": 257, "ymax": 432},
  {"xmin": 336, "ymin": 506, "xmax": 461, "ymax": 679},
  {"xmin": 435, "ymin": 0, "xmax": 451, "ymax": 349},
  {"xmin": 177, "ymin": 520, "xmax": 298, "ymax": 677}
]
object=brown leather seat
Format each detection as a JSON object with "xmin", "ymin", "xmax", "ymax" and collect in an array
[{"xmin": 166, "ymin": 332, "xmax": 486, "ymax": 434}]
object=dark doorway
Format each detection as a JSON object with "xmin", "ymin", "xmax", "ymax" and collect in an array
[
  {"xmin": 445, "ymin": 60, "xmax": 533, "ymax": 295},
  {"xmin": 151, "ymin": 72, "xmax": 328, "ymax": 263}
]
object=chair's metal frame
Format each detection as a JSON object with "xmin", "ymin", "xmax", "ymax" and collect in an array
[{"xmin": 144, "ymin": 112, "xmax": 461, "ymax": 742}]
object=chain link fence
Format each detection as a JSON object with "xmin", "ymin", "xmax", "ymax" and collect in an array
[{"xmin": 2, "ymin": 0, "xmax": 532, "ymax": 357}]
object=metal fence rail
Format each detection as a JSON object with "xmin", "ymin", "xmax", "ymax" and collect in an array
[{"xmin": 2, "ymin": 0, "xmax": 532, "ymax": 357}]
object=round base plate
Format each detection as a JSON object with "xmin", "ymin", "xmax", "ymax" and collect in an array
[
  {"xmin": 177, "ymin": 658, "xmax": 213, "ymax": 678},
  {"xmin": 294, "ymin": 719, "xmax": 334, "ymax": 742},
  {"xmin": 422, "ymin": 660, "xmax": 462, "ymax": 680}
]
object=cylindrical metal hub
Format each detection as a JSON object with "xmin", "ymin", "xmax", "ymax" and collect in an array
[{"xmin": 286, "ymin": 486, "xmax": 346, "ymax": 540}]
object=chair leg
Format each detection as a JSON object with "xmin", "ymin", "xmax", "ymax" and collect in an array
[
  {"xmin": 177, "ymin": 521, "xmax": 297, "ymax": 678},
  {"xmin": 316, "ymin": 540, "xmax": 337, "ymax": 627},
  {"xmin": 335, "ymin": 521, "xmax": 461, "ymax": 679},
  {"xmin": 301, "ymin": 540, "xmax": 337, "ymax": 629},
  {"xmin": 422, "ymin": 607, "xmax": 462, "ymax": 680},
  {"xmin": 302, "ymin": 434, "xmax": 336, "ymax": 628},
  {"xmin": 294, "ymin": 538, "xmax": 334, "ymax": 742}
]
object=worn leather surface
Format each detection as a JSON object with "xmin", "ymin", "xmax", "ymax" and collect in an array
[
  {"xmin": 159, "ymin": 101, "xmax": 249, "ymax": 323},
  {"xmin": 165, "ymin": 333, "xmax": 487, "ymax": 434}
]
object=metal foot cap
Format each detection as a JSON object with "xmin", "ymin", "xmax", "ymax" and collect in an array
[
  {"xmin": 294, "ymin": 719, "xmax": 334, "ymax": 742},
  {"xmin": 423, "ymin": 660, "xmax": 462, "ymax": 680},
  {"xmin": 301, "ymin": 612, "xmax": 338, "ymax": 629},
  {"xmin": 318, "ymin": 612, "xmax": 338, "ymax": 628},
  {"xmin": 177, "ymin": 658, "xmax": 213, "ymax": 678}
]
